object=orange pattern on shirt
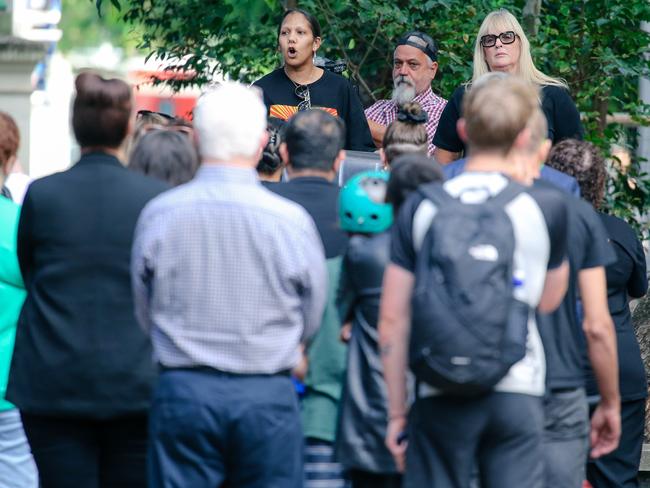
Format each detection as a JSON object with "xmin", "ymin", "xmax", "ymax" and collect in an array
[{"xmin": 269, "ymin": 105, "xmax": 339, "ymax": 121}]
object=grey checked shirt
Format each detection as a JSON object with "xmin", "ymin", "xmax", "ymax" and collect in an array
[{"xmin": 131, "ymin": 165, "xmax": 327, "ymax": 374}]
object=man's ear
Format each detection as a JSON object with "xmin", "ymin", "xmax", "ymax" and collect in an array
[
  {"xmin": 279, "ymin": 142, "xmax": 290, "ymax": 165},
  {"xmin": 457, "ymin": 118, "xmax": 468, "ymax": 143},
  {"xmin": 512, "ymin": 127, "xmax": 532, "ymax": 152},
  {"xmin": 430, "ymin": 61, "xmax": 439, "ymax": 80},
  {"xmin": 538, "ymin": 139, "xmax": 552, "ymax": 168},
  {"xmin": 255, "ymin": 131, "xmax": 269, "ymax": 163},
  {"xmin": 333, "ymin": 149, "xmax": 346, "ymax": 173}
]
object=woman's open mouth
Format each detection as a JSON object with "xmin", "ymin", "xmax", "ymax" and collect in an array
[{"xmin": 287, "ymin": 47, "xmax": 298, "ymax": 58}]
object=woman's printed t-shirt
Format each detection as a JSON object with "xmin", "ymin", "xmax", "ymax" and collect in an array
[
  {"xmin": 391, "ymin": 172, "xmax": 568, "ymax": 397},
  {"xmin": 254, "ymin": 68, "xmax": 375, "ymax": 152}
]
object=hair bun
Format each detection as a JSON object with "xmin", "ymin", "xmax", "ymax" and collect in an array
[{"xmin": 397, "ymin": 102, "xmax": 428, "ymax": 124}]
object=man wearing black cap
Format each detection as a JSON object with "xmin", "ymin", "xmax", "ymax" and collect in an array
[{"xmin": 365, "ymin": 31, "xmax": 447, "ymax": 155}]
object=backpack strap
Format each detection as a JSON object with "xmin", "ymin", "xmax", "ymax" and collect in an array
[
  {"xmin": 418, "ymin": 181, "xmax": 457, "ymax": 207},
  {"xmin": 487, "ymin": 180, "xmax": 525, "ymax": 207}
]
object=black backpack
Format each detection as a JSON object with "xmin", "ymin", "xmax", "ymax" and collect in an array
[{"xmin": 409, "ymin": 181, "xmax": 531, "ymax": 396}]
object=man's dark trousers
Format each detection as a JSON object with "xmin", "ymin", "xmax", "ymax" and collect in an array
[{"xmin": 148, "ymin": 369, "xmax": 303, "ymax": 488}]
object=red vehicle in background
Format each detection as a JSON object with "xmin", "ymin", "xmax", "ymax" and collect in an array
[{"xmin": 129, "ymin": 67, "xmax": 200, "ymax": 121}]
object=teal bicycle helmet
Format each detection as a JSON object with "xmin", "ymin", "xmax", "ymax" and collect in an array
[{"xmin": 339, "ymin": 170, "xmax": 393, "ymax": 233}]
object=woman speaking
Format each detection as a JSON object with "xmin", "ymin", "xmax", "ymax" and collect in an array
[{"xmin": 254, "ymin": 9, "xmax": 375, "ymax": 152}]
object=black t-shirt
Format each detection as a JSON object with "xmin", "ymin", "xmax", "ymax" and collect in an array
[
  {"xmin": 267, "ymin": 176, "xmax": 348, "ymax": 259},
  {"xmin": 535, "ymin": 180, "xmax": 616, "ymax": 390},
  {"xmin": 254, "ymin": 68, "xmax": 375, "ymax": 152},
  {"xmin": 584, "ymin": 213, "xmax": 648, "ymax": 401},
  {"xmin": 432, "ymin": 84, "xmax": 585, "ymax": 154}
]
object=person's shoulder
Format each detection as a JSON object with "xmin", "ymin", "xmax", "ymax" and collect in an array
[
  {"xmin": 266, "ymin": 180, "xmax": 295, "ymax": 198},
  {"xmin": 571, "ymin": 197, "xmax": 604, "ymax": 234},
  {"xmin": 258, "ymin": 185, "xmax": 319, "ymax": 229},
  {"xmin": 525, "ymin": 180, "xmax": 569, "ymax": 220},
  {"xmin": 318, "ymin": 70, "xmax": 357, "ymax": 96},
  {"xmin": 254, "ymin": 68, "xmax": 284, "ymax": 88},
  {"xmin": 124, "ymin": 169, "xmax": 170, "ymax": 192},
  {"xmin": 451, "ymin": 84, "xmax": 467, "ymax": 103},
  {"xmin": 320, "ymin": 69, "xmax": 349, "ymax": 85},
  {"xmin": 0, "ymin": 196, "xmax": 20, "ymax": 221},
  {"xmin": 347, "ymin": 231, "xmax": 390, "ymax": 262},
  {"xmin": 138, "ymin": 181, "xmax": 194, "ymax": 219},
  {"xmin": 397, "ymin": 187, "xmax": 429, "ymax": 222},
  {"xmin": 441, "ymin": 158, "xmax": 467, "ymax": 179},
  {"xmin": 22, "ymin": 166, "xmax": 74, "ymax": 198},
  {"xmin": 599, "ymin": 212, "xmax": 637, "ymax": 241},
  {"xmin": 541, "ymin": 84, "xmax": 572, "ymax": 102}
]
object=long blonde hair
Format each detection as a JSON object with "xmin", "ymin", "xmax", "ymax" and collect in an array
[{"xmin": 471, "ymin": 9, "xmax": 567, "ymax": 88}]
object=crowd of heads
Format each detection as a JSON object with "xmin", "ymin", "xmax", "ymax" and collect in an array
[{"xmin": 51, "ymin": 68, "xmax": 613, "ymax": 231}]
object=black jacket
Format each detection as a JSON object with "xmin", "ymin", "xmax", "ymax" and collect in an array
[
  {"xmin": 7, "ymin": 152, "xmax": 169, "ymax": 418},
  {"xmin": 336, "ymin": 232, "xmax": 397, "ymax": 473},
  {"xmin": 267, "ymin": 176, "xmax": 348, "ymax": 258}
]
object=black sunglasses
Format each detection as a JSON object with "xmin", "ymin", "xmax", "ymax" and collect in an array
[
  {"xmin": 136, "ymin": 109, "xmax": 175, "ymax": 121},
  {"xmin": 294, "ymin": 84, "xmax": 311, "ymax": 111},
  {"xmin": 480, "ymin": 31, "xmax": 518, "ymax": 48}
]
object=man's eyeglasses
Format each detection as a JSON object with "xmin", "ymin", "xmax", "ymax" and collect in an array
[
  {"xmin": 480, "ymin": 31, "xmax": 518, "ymax": 48},
  {"xmin": 294, "ymin": 84, "xmax": 311, "ymax": 111}
]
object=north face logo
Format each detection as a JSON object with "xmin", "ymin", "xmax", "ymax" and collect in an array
[{"xmin": 468, "ymin": 244, "xmax": 499, "ymax": 262}]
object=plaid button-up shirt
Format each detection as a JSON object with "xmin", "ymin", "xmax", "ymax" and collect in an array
[{"xmin": 364, "ymin": 87, "xmax": 447, "ymax": 156}]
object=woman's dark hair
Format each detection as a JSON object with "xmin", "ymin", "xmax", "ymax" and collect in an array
[
  {"xmin": 277, "ymin": 8, "xmax": 321, "ymax": 39},
  {"xmin": 546, "ymin": 139, "xmax": 607, "ymax": 209},
  {"xmin": 257, "ymin": 117, "xmax": 286, "ymax": 176},
  {"xmin": 386, "ymin": 153, "xmax": 444, "ymax": 213},
  {"xmin": 72, "ymin": 72, "xmax": 132, "ymax": 149},
  {"xmin": 383, "ymin": 102, "xmax": 429, "ymax": 166},
  {"xmin": 129, "ymin": 130, "xmax": 199, "ymax": 186}
]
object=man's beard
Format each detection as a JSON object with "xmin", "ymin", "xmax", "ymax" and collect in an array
[{"xmin": 392, "ymin": 76, "xmax": 416, "ymax": 104}]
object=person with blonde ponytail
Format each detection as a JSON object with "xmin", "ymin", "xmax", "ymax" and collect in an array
[
  {"xmin": 433, "ymin": 8, "xmax": 583, "ymax": 164},
  {"xmin": 380, "ymin": 102, "xmax": 430, "ymax": 168}
]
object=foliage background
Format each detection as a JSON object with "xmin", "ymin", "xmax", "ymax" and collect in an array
[{"xmin": 95, "ymin": 0, "xmax": 650, "ymax": 236}]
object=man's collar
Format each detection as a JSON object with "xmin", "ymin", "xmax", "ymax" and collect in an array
[
  {"xmin": 287, "ymin": 169, "xmax": 336, "ymax": 182},
  {"xmin": 413, "ymin": 86, "xmax": 434, "ymax": 103},
  {"xmin": 196, "ymin": 165, "xmax": 259, "ymax": 184}
]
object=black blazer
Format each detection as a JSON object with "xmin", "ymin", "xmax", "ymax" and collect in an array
[{"xmin": 7, "ymin": 152, "xmax": 169, "ymax": 418}]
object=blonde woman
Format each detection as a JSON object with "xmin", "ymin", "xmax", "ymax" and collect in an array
[{"xmin": 433, "ymin": 8, "xmax": 583, "ymax": 164}]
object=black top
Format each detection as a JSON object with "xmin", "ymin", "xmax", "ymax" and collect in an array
[
  {"xmin": 336, "ymin": 232, "xmax": 397, "ymax": 473},
  {"xmin": 433, "ymin": 84, "xmax": 585, "ymax": 154},
  {"xmin": 254, "ymin": 68, "xmax": 375, "ymax": 152},
  {"xmin": 535, "ymin": 180, "xmax": 615, "ymax": 390},
  {"xmin": 585, "ymin": 213, "xmax": 648, "ymax": 401},
  {"xmin": 266, "ymin": 176, "xmax": 348, "ymax": 258},
  {"xmin": 7, "ymin": 152, "xmax": 169, "ymax": 418}
]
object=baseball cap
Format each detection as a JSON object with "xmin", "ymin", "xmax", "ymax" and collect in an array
[{"xmin": 396, "ymin": 31, "xmax": 438, "ymax": 62}]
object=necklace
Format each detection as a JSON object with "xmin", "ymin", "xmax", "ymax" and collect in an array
[{"xmin": 285, "ymin": 68, "xmax": 313, "ymax": 111}]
